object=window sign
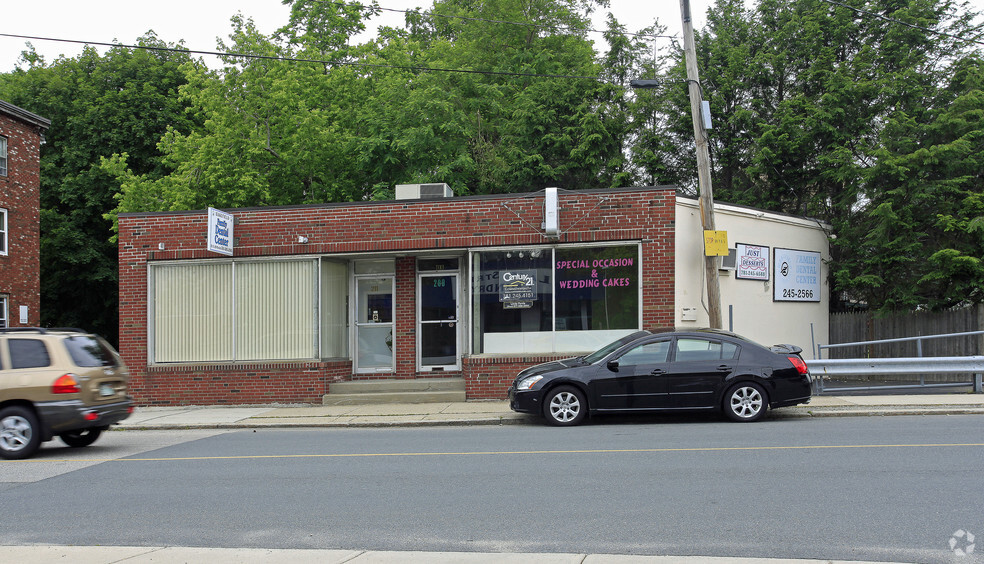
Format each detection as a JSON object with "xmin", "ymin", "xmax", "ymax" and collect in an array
[
  {"xmin": 735, "ymin": 243, "xmax": 770, "ymax": 281},
  {"xmin": 554, "ymin": 245, "xmax": 639, "ymax": 331},
  {"xmin": 774, "ymin": 248, "xmax": 821, "ymax": 302},
  {"xmin": 207, "ymin": 207, "xmax": 234, "ymax": 256},
  {"xmin": 500, "ymin": 270, "xmax": 537, "ymax": 303}
]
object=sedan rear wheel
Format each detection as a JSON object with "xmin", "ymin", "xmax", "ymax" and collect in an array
[
  {"xmin": 0, "ymin": 406, "xmax": 42, "ymax": 460},
  {"xmin": 724, "ymin": 382, "xmax": 767, "ymax": 422},
  {"xmin": 543, "ymin": 386, "xmax": 587, "ymax": 426},
  {"xmin": 60, "ymin": 428, "xmax": 103, "ymax": 448}
]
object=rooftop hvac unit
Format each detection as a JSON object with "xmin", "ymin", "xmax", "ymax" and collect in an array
[{"xmin": 395, "ymin": 183, "xmax": 453, "ymax": 200}]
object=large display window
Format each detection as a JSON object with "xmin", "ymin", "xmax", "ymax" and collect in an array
[
  {"xmin": 151, "ymin": 259, "xmax": 323, "ymax": 363},
  {"xmin": 471, "ymin": 244, "xmax": 640, "ymax": 354}
]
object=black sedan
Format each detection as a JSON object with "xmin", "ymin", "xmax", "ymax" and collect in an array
[{"xmin": 508, "ymin": 329, "xmax": 812, "ymax": 426}]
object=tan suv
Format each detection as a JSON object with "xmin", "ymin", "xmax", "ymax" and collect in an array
[{"xmin": 0, "ymin": 328, "xmax": 133, "ymax": 459}]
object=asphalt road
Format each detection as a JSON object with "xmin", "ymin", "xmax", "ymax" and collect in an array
[{"xmin": 1, "ymin": 415, "xmax": 982, "ymax": 563}]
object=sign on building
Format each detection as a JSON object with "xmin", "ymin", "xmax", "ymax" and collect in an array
[
  {"xmin": 735, "ymin": 243, "xmax": 770, "ymax": 281},
  {"xmin": 499, "ymin": 270, "xmax": 537, "ymax": 303},
  {"xmin": 207, "ymin": 207, "xmax": 234, "ymax": 256},
  {"xmin": 774, "ymin": 248, "xmax": 821, "ymax": 302}
]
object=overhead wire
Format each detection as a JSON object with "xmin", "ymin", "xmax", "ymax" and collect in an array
[
  {"xmin": 0, "ymin": 32, "xmax": 603, "ymax": 81},
  {"xmin": 2, "ymin": 0, "xmax": 978, "ymax": 83},
  {"xmin": 819, "ymin": 0, "xmax": 984, "ymax": 47},
  {"xmin": 304, "ymin": 0, "xmax": 678, "ymax": 41}
]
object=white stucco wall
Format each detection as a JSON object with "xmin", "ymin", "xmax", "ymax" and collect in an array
[{"xmin": 675, "ymin": 196, "xmax": 830, "ymax": 358}]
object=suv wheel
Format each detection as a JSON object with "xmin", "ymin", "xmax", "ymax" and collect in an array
[
  {"xmin": 60, "ymin": 428, "xmax": 103, "ymax": 448},
  {"xmin": 0, "ymin": 406, "xmax": 42, "ymax": 460}
]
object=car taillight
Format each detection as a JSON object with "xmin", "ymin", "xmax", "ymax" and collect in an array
[
  {"xmin": 52, "ymin": 374, "xmax": 81, "ymax": 394},
  {"xmin": 787, "ymin": 356, "xmax": 809, "ymax": 375}
]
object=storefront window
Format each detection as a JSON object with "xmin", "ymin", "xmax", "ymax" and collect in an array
[
  {"xmin": 555, "ymin": 246, "xmax": 639, "ymax": 331},
  {"xmin": 471, "ymin": 244, "xmax": 640, "ymax": 354},
  {"xmin": 472, "ymin": 249, "xmax": 553, "ymax": 353},
  {"xmin": 152, "ymin": 259, "xmax": 317, "ymax": 363}
]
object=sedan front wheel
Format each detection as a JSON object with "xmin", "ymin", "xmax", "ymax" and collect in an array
[
  {"xmin": 543, "ymin": 386, "xmax": 587, "ymax": 426},
  {"xmin": 724, "ymin": 382, "xmax": 768, "ymax": 422}
]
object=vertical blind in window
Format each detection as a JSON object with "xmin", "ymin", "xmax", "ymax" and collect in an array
[
  {"xmin": 153, "ymin": 260, "xmax": 318, "ymax": 362},
  {"xmin": 154, "ymin": 263, "xmax": 233, "ymax": 362},
  {"xmin": 235, "ymin": 261, "xmax": 316, "ymax": 360},
  {"xmin": 320, "ymin": 260, "xmax": 348, "ymax": 358}
]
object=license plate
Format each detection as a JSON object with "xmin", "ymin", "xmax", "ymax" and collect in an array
[{"xmin": 99, "ymin": 383, "xmax": 115, "ymax": 397}]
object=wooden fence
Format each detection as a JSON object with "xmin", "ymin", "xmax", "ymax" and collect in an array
[{"xmin": 827, "ymin": 305, "xmax": 984, "ymax": 359}]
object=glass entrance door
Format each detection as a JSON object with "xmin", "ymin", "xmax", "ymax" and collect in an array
[
  {"xmin": 355, "ymin": 276, "xmax": 394, "ymax": 372},
  {"xmin": 419, "ymin": 273, "xmax": 459, "ymax": 370}
]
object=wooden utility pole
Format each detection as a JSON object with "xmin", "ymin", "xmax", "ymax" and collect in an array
[{"xmin": 681, "ymin": 0, "xmax": 722, "ymax": 329}]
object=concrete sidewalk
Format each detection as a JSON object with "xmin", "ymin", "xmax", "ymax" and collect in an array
[
  {"xmin": 116, "ymin": 394, "xmax": 984, "ymax": 430},
  {"xmin": 0, "ymin": 546, "xmax": 904, "ymax": 563}
]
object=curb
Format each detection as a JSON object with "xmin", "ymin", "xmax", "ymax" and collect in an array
[{"xmin": 110, "ymin": 407, "xmax": 984, "ymax": 431}]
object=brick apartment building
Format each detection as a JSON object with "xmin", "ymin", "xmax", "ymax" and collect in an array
[
  {"xmin": 118, "ymin": 185, "xmax": 830, "ymax": 405},
  {"xmin": 0, "ymin": 101, "xmax": 50, "ymax": 328}
]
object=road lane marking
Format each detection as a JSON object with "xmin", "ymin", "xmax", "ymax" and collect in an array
[{"xmin": 23, "ymin": 442, "xmax": 984, "ymax": 462}]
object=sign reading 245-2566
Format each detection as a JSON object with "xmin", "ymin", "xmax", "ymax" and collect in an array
[{"xmin": 774, "ymin": 248, "xmax": 821, "ymax": 302}]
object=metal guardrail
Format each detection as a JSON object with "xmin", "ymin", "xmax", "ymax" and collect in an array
[
  {"xmin": 812, "ymin": 331, "xmax": 984, "ymax": 394},
  {"xmin": 805, "ymin": 357, "xmax": 984, "ymax": 394},
  {"xmin": 817, "ymin": 330, "xmax": 984, "ymax": 358}
]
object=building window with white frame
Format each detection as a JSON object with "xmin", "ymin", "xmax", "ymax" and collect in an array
[
  {"xmin": 0, "ymin": 136, "xmax": 7, "ymax": 176},
  {"xmin": 471, "ymin": 243, "xmax": 641, "ymax": 355},
  {"xmin": 0, "ymin": 295, "xmax": 7, "ymax": 329},
  {"xmin": 0, "ymin": 208, "xmax": 7, "ymax": 255},
  {"xmin": 151, "ymin": 259, "xmax": 320, "ymax": 363}
]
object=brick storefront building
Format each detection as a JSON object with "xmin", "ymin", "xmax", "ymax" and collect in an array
[
  {"xmin": 0, "ymin": 101, "xmax": 50, "ymax": 328},
  {"xmin": 118, "ymin": 185, "xmax": 829, "ymax": 405},
  {"xmin": 119, "ymin": 187, "xmax": 677, "ymax": 404}
]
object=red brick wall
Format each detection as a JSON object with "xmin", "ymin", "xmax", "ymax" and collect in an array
[
  {"xmin": 140, "ymin": 360, "xmax": 352, "ymax": 405},
  {"xmin": 0, "ymin": 111, "xmax": 45, "ymax": 327},
  {"xmin": 119, "ymin": 187, "xmax": 677, "ymax": 404}
]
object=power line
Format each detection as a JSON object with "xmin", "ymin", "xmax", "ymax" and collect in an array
[
  {"xmin": 0, "ymin": 32, "xmax": 604, "ymax": 81},
  {"xmin": 820, "ymin": 0, "xmax": 984, "ymax": 48},
  {"xmin": 305, "ymin": 0, "xmax": 678, "ymax": 41}
]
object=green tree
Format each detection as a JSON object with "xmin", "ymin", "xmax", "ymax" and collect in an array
[
  {"xmin": 0, "ymin": 34, "xmax": 198, "ymax": 343},
  {"xmin": 834, "ymin": 55, "xmax": 984, "ymax": 311}
]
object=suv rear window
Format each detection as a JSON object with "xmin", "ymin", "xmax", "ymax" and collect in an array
[
  {"xmin": 64, "ymin": 336, "xmax": 118, "ymax": 367},
  {"xmin": 9, "ymin": 339, "xmax": 52, "ymax": 369}
]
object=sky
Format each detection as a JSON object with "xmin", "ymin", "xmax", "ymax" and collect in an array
[
  {"xmin": 0, "ymin": 0, "xmax": 720, "ymax": 72},
  {"xmin": 1, "ymin": 0, "xmax": 982, "ymax": 73}
]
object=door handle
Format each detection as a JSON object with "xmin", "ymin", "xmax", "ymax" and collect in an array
[
  {"xmin": 717, "ymin": 365, "xmax": 734, "ymax": 372},
  {"xmin": 650, "ymin": 369, "xmax": 666, "ymax": 375}
]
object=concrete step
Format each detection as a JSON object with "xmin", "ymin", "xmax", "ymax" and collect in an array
[{"xmin": 323, "ymin": 378, "xmax": 467, "ymax": 405}]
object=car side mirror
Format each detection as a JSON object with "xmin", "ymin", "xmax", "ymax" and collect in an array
[{"xmin": 607, "ymin": 360, "xmax": 619, "ymax": 372}]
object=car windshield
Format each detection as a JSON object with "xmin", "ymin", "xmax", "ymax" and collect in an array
[
  {"xmin": 582, "ymin": 330, "xmax": 652, "ymax": 364},
  {"xmin": 63, "ymin": 336, "xmax": 119, "ymax": 367}
]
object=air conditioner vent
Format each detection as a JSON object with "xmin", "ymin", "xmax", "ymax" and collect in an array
[
  {"xmin": 719, "ymin": 248, "xmax": 737, "ymax": 270},
  {"xmin": 395, "ymin": 183, "xmax": 453, "ymax": 200}
]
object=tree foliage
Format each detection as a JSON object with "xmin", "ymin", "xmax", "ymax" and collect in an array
[{"xmin": 0, "ymin": 34, "xmax": 198, "ymax": 343}]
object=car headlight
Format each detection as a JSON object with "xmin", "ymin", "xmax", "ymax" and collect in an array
[{"xmin": 515, "ymin": 375, "xmax": 543, "ymax": 390}]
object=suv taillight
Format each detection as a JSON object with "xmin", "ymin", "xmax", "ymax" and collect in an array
[
  {"xmin": 786, "ymin": 356, "xmax": 809, "ymax": 375},
  {"xmin": 52, "ymin": 374, "xmax": 81, "ymax": 394}
]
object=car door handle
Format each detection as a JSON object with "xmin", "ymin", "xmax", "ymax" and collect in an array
[
  {"xmin": 650, "ymin": 369, "xmax": 666, "ymax": 375},
  {"xmin": 717, "ymin": 365, "xmax": 734, "ymax": 372}
]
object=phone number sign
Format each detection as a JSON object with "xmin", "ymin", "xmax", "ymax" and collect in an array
[{"xmin": 774, "ymin": 248, "xmax": 821, "ymax": 302}]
